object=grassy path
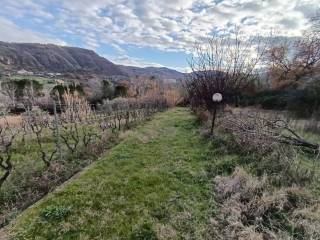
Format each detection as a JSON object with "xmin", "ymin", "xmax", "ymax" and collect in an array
[{"xmin": 8, "ymin": 108, "xmax": 216, "ymax": 239}]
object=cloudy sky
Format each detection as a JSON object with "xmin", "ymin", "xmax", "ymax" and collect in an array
[{"xmin": 0, "ymin": 0, "xmax": 318, "ymax": 71}]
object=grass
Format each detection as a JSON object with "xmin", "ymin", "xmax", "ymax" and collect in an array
[
  {"xmin": 7, "ymin": 108, "xmax": 222, "ymax": 239},
  {"xmin": 7, "ymin": 75, "xmax": 52, "ymax": 85},
  {"xmin": 6, "ymin": 107, "xmax": 320, "ymax": 239}
]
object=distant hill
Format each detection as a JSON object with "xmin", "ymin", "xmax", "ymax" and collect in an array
[
  {"xmin": 119, "ymin": 65, "xmax": 185, "ymax": 81},
  {"xmin": 0, "ymin": 42, "xmax": 185, "ymax": 82},
  {"xmin": 0, "ymin": 42, "xmax": 125, "ymax": 76}
]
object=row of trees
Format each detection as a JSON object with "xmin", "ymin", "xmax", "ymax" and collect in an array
[
  {"xmin": 0, "ymin": 90, "xmax": 168, "ymax": 226},
  {"xmin": 0, "ymin": 93, "xmax": 168, "ymax": 189}
]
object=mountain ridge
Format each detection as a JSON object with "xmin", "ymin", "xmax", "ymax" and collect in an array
[{"xmin": 0, "ymin": 42, "xmax": 185, "ymax": 80}]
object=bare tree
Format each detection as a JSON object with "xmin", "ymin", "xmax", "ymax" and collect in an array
[
  {"xmin": 267, "ymin": 14, "xmax": 320, "ymax": 89},
  {"xmin": 186, "ymin": 29, "xmax": 267, "ymax": 134},
  {"xmin": 0, "ymin": 115, "xmax": 19, "ymax": 188},
  {"xmin": 1, "ymin": 81, "xmax": 17, "ymax": 108},
  {"xmin": 25, "ymin": 110, "xmax": 57, "ymax": 167}
]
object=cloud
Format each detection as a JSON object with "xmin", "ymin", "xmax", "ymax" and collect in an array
[
  {"xmin": 0, "ymin": 0, "xmax": 54, "ymax": 20},
  {"xmin": 0, "ymin": 17, "xmax": 65, "ymax": 45},
  {"xmin": 50, "ymin": 0, "xmax": 315, "ymax": 51},
  {"xmin": 0, "ymin": 0, "xmax": 317, "ymax": 67},
  {"xmin": 105, "ymin": 54, "xmax": 164, "ymax": 68}
]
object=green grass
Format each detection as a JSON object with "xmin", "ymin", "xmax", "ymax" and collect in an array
[
  {"xmin": 8, "ymin": 75, "xmax": 51, "ymax": 84},
  {"xmin": 7, "ymin": 108, "xmax": 220, "ymax": 239}
]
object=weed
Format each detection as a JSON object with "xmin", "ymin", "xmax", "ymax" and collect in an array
[
  {"xmin": 130, "ymin": 222, "xmax": 158, "ymax": 240},
  {"xmin": 40, "ymin": 206, "xmax": 72, "ymax": 221}
]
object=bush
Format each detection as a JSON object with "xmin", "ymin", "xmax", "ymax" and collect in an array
[{"xmin": 242, "ymin": 85, "xmax": 320, "ymax": 118}]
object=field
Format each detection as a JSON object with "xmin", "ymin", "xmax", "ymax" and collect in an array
[
  {"xmin": 0, "ymin": 75, "xmax": 55, "ymax": 86},
  {"xmin": 7, "ymin": 75, "xmax": 53, "ymax": 84},
  {"xmin": 0, "ymin": 97, "xmax": 167, "ymax": 230},
  {"xmin": 5, "ymin": 108, "xmax": 216, "ymax": 239},
  {"xmin": 4, "ymin": 108, "xmax": 320, "ymax": 239}
]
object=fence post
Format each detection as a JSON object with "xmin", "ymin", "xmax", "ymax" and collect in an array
[{"xmin": 53, "ymin": 100, "xmax": 62, "ymax": 162}]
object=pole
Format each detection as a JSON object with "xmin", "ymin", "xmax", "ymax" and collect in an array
[
  {"xmin": 210, "ymin": 105, "xmax": 217, "ymax": 135},
  {"xmin": 53, "ymin": 100, "xmax": 62, "ymax": 162}
]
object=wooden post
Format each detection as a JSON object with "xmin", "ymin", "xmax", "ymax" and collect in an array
[
  {"xmin": 210, "ymin": 105, "xmax": 217, "ymax": 135},
  {"xmin": 53, "ymin": 100, "xmax": 62, "ymax": 162}
]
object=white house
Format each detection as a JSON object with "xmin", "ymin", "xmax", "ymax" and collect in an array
[{"xmin": 17, "ymin": 69, "xmax": 33, "ymax": 75}]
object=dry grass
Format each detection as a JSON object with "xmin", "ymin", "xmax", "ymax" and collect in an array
[
  {"xmin": 208, "ymin": 167, "xmax": 320, "ymax": 239},
  {"xmin": 0, "ymin": 116, "xmax": 22, "ymax": 127}
]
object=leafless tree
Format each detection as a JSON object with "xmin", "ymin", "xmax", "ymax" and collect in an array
[
  {"xmin": 1, "ymin": 82, "xmax": 17, "ymax": 108},
  {"xmin": 267, "ymin": 14, "xmax": 320, "ymax": 89},
  {"xmin": 0, "ymin": 115, "xmax": 19, "ymax": 188},
  {"xmin": 25, "ymin": 111, "xmax": 57, "ymax": 167},
  {"xmin": 23, "ymin": 81, "xmax": 38, "ymax": 107},
  {"xmin": 186, "ymin": 29, "xmax": 268, "ymax": 134}
]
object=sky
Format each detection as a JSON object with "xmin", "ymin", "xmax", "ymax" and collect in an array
[{"xmin": 0, "ymin": 0, "xmax": 318, "ymax": 72}]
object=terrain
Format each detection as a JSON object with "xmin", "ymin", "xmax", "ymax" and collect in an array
[
  {"xmin": 5, "ymin": 108, "xmax": 320, "ymax": 239},
  {"xmin": 5, "ymin": 108, "xmax": 215, "ymax": 239},
  {"xmin": 0, "ymin": 42, "xmax": 185, "ymax": 81},
  {"xmin": 0, "ymin": 42, "xmax": 124, "ymax": 76},
  {"xmin": 119, "ymin": 65, "xmax": 185, "ymax": 81}
]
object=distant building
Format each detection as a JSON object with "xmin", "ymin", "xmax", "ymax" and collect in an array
[
  {"xmin": 17, "ymin": 69, "xmax": 33, "ymax": 75},
  {"xmin": 48, "ymin": 72, "xmax": 62, "ymax": 77}
]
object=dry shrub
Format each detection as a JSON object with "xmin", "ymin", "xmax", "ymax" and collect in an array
[
  {"xmin": 221, "ymin": 112, "xmax": 319, "ymax": 155},
  {"xmin": 194, "ymin": 108, "xmax": 210, "ymax": 125},
  {"xmin": 60, "ymin": 92, "xmax": 92, "ymax": 122},
  {"xmin": 221, "ymin": 113, "xmax": 285, "ymax": 154},
  {"xmin": 254, "ymin": 146, "xmax": 315, "ymax": 187},
  {"xmin": 303, "ymin": 118, "xmax": 320, "ymax": 135},
  {"xmin": 209, "ymin": 167, "xmax": 320, "ymax": 239}
]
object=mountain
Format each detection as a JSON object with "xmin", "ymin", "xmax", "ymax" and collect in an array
[
  {"xmin": 0, "ymin": 42, "xmax": 125, "ymax": 76},
  {"xmin": 0, "ymin": 42, "xmax": 186, "ymax": 83},
  {"xmin": 118, "ymin": 65, "xmax": 185, "ymax": 81}
]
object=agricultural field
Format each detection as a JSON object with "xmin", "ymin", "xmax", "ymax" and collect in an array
[
  {"xmin": 0, "ymin": 75, "xmax": 56, "ymax": 86},
  {"xmin": 0, "ymin": 74, "xmax": 60, "ymax": 96},
  {"xmin": 0, "ymin": 2, "xmax": 320, "ymax": 239},
  {"xmin": 2, "ymin": 108, "xmax": 320, "ymax": 239},
  {"xmin": 0, "ymin": 95, "xmax": 168, "ymax": 231}
]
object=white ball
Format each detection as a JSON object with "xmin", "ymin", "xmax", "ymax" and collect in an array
[{"xmin": 212, "ymin": 93, "xmax": 223, "ymax": 102}]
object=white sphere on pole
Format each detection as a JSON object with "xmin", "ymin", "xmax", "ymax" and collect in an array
[{"xmin": 212, "ymin": 93, "xmax": 222, "ymax": 103}]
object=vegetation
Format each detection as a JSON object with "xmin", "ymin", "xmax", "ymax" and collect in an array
[
  {"xmin": 5, "ymin": 108, "xmax": 320, "ymax": 239},
  {"xmin": 7, "ymin": 108, "xmax": 216, "ymax": 239},
  {"xmin": 1, "ymin": 11, "xmax": 320, "ymax": 240},
  {"xmin": 178, "ymin": 15, "xmax": 320, "ymax": 238},
  {"xmin": 0, "ymin": 91, "xmax": 167, "ymax": 228},
  {"xmin": 185, "ymin": 29, "xmax": 267, "ymax": 134}
]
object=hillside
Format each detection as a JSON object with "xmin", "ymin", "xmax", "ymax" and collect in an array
[
  {"xmin": 119, "ymin": 65, "xmax": 185, "ymax": 81},
  {"xmin": 0, "ymin": 42, "xmax": 125, "ymax": 76},
  {"xmin": 0, "ymin": 42, "xmax": 185, "ymax": 83}
]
